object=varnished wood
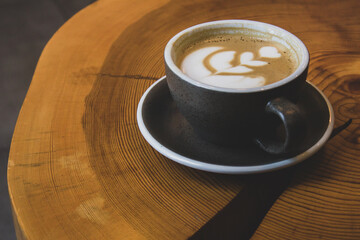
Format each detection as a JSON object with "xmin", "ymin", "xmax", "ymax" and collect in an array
[{"xmin": 8, "ymin": 0, "xmax": 360, "ymax": 239}]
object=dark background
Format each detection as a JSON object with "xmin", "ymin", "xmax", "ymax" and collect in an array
[{"xmin": 0, "ymin": 0, "xmax": 94, "ymax": 238}]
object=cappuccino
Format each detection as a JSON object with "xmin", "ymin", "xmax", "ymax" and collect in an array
[{"xmin": 177, "ymin": 30, "xmax": 299, "ymax": 89}]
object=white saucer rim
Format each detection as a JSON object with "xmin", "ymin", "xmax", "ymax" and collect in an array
[{"xmin": 136, "ymin": 76, "xmax": 334, "ymax": 174}]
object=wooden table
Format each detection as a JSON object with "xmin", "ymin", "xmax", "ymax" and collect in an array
[{"xmin": 8, "ymin": 0, "xmax": 360, "ymax": 239}]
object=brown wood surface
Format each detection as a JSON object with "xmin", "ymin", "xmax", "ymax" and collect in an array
[{"xmin": 7, "ymin": 0, "xmax": 360, "ymax": 239}]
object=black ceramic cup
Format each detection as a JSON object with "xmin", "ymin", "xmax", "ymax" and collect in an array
[{"xmin": 164, "ymin": 20, "xmax": 309, "ymax": 154}]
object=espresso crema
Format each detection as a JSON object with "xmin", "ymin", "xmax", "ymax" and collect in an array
[{"xmin": 177, "ymin": 31, "xmax": 299, "ymax": 89}]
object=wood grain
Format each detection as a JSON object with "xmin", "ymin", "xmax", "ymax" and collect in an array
[
  {"xmin": 7, "ymin": 0, "xmax": 360, "ymax": 239},
  {"xmin": 252, "ymin": 51, "xmax": 360, "ymax": 240}
]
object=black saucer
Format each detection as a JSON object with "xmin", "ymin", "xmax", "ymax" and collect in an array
[{"xmin": 137, "ymin": 76, "xmax": 334, "ymax": 174}]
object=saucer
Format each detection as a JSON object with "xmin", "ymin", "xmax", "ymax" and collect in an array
[{"xmin": 137, "ymin": 76, "xmax": 334, "ymax": 174}]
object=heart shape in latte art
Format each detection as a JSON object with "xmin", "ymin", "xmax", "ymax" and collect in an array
[{"xmin": 181, "ymin": 46, "xmax": 282, "ymax": 89}]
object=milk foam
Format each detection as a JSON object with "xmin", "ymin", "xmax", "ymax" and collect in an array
[
  {"xmin": 180, "ymin": 47, "xmax": 222, "ymax": 81},
  {"xmin": 181, "ymin": 45, "xmax": 282, "ymax": 89}
]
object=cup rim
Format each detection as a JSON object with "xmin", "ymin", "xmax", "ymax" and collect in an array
[{"xmin": 164, "ymin": 19, "xmax": 309, "ymax": 93}]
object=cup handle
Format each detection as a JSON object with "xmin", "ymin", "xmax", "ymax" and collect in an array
[{"xmin": 254, "ymin": 97, "xmax": 306, "ymax": 154}]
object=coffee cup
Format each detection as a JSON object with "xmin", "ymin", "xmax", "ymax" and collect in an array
[{"xmin": 164, "ymin": 20, "xmax": 309, "ymax": 154}]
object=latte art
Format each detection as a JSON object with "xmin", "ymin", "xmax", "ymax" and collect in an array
[
  {"xmin": 178, "ymin": 33, "xmax": 298, "ymax": 89},
  {"xmin": 181, "ymin": 46, "xmax": 281, "ymax": 88}
]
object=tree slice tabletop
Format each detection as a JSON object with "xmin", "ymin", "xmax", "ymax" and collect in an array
[{"xmin": 8, "ymin": 0, "xmax": 360, "ymax": 239}]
